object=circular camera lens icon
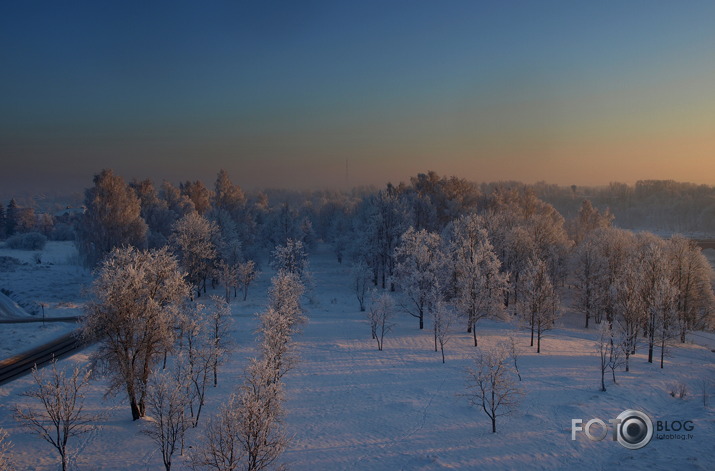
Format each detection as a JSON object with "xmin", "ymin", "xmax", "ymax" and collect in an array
[{"xmin": 616, "ymin": 409, "xmax": 653, "ymax": 450}]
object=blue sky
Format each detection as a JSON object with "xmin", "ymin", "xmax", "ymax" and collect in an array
[{"xmin": 1, "ymin": 1, "xmax": 714, "ymax": 196}]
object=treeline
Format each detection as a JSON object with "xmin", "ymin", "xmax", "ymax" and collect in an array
[{"xmin": 530, "ymin": 179, "xmax": 715, "ymax": 233}]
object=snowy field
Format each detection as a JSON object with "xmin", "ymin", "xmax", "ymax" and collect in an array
[
  {"xmin": 0, "ymin": 243, "xmax": 714, "ymax": 470},
  {"xmin": 0, "ymin": 241, "xmax": 89, "ymax": 358}
]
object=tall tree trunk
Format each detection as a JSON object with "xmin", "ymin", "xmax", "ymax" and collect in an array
[
  {"xmin": 537, "ymin": 324, "xmax": 542, "ymax": 354},
  {"xmin": 130, "ymin": 399, "xmax": 142, "ymax": 421},
  {"xmin": 530, "ymin": 312, "xmax": 535, "ymax": 347}
]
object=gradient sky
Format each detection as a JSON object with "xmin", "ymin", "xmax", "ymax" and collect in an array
[{"xmin": 1, "ymin": 1, "xmax": 714, "ymax": 197}]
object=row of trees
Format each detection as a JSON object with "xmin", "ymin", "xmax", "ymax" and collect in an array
[
  {"xmin": 189, "ymin": 269, "xmax": 306, "ymax": 471},
  {"xmin": 573, "ymin": 230, "xmax": 714, "ymax": 374},
  {"xmin": 76, "ymin": 169, "xmax": 320, "ymax": 270},
  {"xmin": 0, "ymin": 199, "xmax": 64, "ymax": 241}
]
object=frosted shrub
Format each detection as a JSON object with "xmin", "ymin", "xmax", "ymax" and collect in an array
[{"xmin": 5, "ymin": 232, "xmax": 47, "ymax": 250}]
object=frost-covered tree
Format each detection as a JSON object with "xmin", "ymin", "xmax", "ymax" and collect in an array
[
  {"xmin": 178, "ymin": 303, "xmax": 218, "ymax": 427},
  {"xmin": 130, "ymin": 178, "xmax": 177, "ymax": 248},
  {"xmin": 213, "ymin": 169, "xmax": 246, "ymax": 216},
  {"xmin": 236, "ymin": 260, "xmax": 257, "ymax": 301},
  {"xmin": 501, "ymin": 225, "xmax": 535, "ymax": 308},
  {"xmin": 633, "ymin": 233, "xmax": 674, "ymax": 364},
  {"xmin": 465, "ymin": 346, "xmax": 521, "ymax": 433},
  {"xmin": 209, "ymin": 208, "xmax": 242, "ymax": 266},
  {"xmin": 143, "ymin": 370, "xmax": 189, "ymax": 471},
  {"xmin": 448, "ymin": 214, "xmax": 508, "ymax": 346},
  {"xmin": 667, "ymin": 235, "xmax": 715, "ymax": 342},
  {"xmin": 189, "ymin": 397, "xmax": 242, "ymax": 471},
  {"xmin": 268, "ymin": 271, "xmax": 306, "ymax": 327},
  {"xmin": 589, "ymin": 227, "xmax": 635, "ymax": 325},
  {"xmin": 171, "ymin": 213, "xmax": 219, "ymax": 298},
  {"xmin": 208, "ymin": 296, "xmax": 234, "ymax": 387},
  {"xmin": 260, "ymin": 273, "xmax": 306, "ymax": 383},
  {"xmin": 568, "ymin": 199, "xmax": 614, "ymax": 245},
  {"xmin": 596, "ymin": 322, "xmax": 619, "ymax": 392},
  {"xmin": 653, "ymin": 277, "xmax": 679, "ymax": 369},
  {"xmin": 77, "ymin": 169, "xmax": 148, "ymax": 267},
  {"xmin": 228, "ymin": 359, "xmax": 288, "ymax": 471},
  {"xmin": 216, "ymin": 260, "xmax": 238, "ymax": 303},
  {"xmin": 351, "ymin": 186, "xmax": 411, "ymax": 290},
  {"xmin": 181, "ymin": 180, "xmax": 212, "ymax": 215},
  {"xmin": 14, "ymin": 360, "xmax": 97, "ymax": 471},
  {"xmin": 160, "ymin": 180, "xmax": 195, "ymax": 219},
  {"xmin": 393, "ymin": 227, "xmax": 445, "ymax": 330},
  {"xmin": 271, "ymin": 238, "xmax": 308, "ymax": 277},
  {"xmin": 519, "ymin": 258, "xmax": 559, "ymax": 353},
  {"xmin": 571, "ymin": 235, "xmax": 604, "ymax": 329},
  {"xmin": 82, "ymin": 247, "xmax": 189, "ymax": 420},
  {"xmin": 0, "ymin": 428, "xmax": 13, "ymax": 471},
  {"xmin": 352, "ymin": 260, "xmax": 373, "ymax": 312},
  {"xmin": 367, "ymin": 291, "xmax": 396, "ymax": 351},
  {"xmin": 263, "ymin": 202, "xmax": 300, "ymax": 248},
  {"xmin": 612, "ymin": 264, "xmax": 645, "ymax": 372},
  {"xmin": 484, "ymin": 187, "xmax": 570, "ymax": 302},
  {"xmin": 191, "ymin": 275, "xmax": 299, "ymax": 471}
]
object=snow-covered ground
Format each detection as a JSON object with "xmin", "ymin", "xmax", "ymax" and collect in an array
[
  {"xmin": 0, "ymin": 241, "xmax": 89, "ymax": 358},
  {"xmin": 0, "ymin": 244, "xmax": 714, "ymax": 470}
]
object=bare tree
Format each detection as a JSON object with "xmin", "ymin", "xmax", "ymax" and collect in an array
[
  {"xmin": 82, "ymin": 246, "xmax": 189, "ymax": 420},
  {"xmin": 215, "ymin": 260, "xmax": 238, "ymax": 304},
  {"xmin": 352, "ymin": 260, "xmax": 372, "ymax": 312},
  {"xmin": 433, "ymin": 301, "xmax": 456, "ymax": 363},
  {"xmin": 465, "ymin": 346, "xmax": 521, "ymax": 433},
  {"xmin": 367, "ymin": 292, "xmax": 396, "ymax": 351},
  {"xmin": 143, "ymin": 370, "xmax": 190, "ymax": 471},
  {"xmin": 596, "ymin": 323, "xmax": 612, "ymax": 392},
  {"xmin": 519, "ymin": 258, "xmax": 560, "ymax": 353},
  {"xmin": 14, "ymin": 360, "xmax": 97, "ymax": 471},
  {"xmin": 0, "ymin": 428, "xmax": 15, "ymax": 471},
  {"xmin": 189, "ymin": 397, "xmax": 242, "ymax": 471},
  {"xmin": 505, "ymin": 335, "xmax": 522, "ymax": 381}
]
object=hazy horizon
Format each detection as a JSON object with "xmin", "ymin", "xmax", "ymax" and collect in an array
[{"xmin": 2, "ymin": 1, "xmax": 714, "ymax": 198}]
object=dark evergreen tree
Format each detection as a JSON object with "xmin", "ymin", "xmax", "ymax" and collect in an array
[{"xmin": 5, "ymin": 199, "xmax": 19, "ymax": 236}]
